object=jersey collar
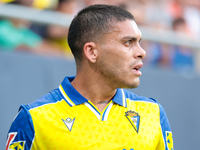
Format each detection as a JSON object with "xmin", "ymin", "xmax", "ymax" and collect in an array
[{"xmin": 59, "ymin": 76, "xmax": 127, "ymax": 107}]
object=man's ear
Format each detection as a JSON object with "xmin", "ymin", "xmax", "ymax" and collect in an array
[{"xmin": 83, "ymin": 42, "xmax": 98, "ymax": 63}]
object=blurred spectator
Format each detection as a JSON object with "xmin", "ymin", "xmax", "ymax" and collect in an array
[
  {"xmin": 0, "ymin": 0, "xmax": 68, "ymax": 57},
  {"xmin": 0, "ymin": 18, "xmax": 67, "ymax": 57},
  {"xmin": 0, "ymin": 0, "xmax": 40, "ymax": 51},
  {"xmin": 30, "ymin": 0, "xmax": 82, "ymax": 58},
  {"xmin": 170, "ymin": 17, "xmax": 194, "ymax": 73},
  {"xmin": 167, "ymin": 0, "xmax": 184, "ymax": 19},
  {"xmin": 141, "ymin": 41, "xmax": 171, "ymax": 68},
  {"xmin": 0, "ymin": 19, "xmax": 41, "ymax": 52},
  {"xmin": 171, "ymin": 17, "xmax": 192, "ymax": 35},
  {"xmin": 167, "ymin": 0, "xmax": 200, "ymax": 38}
]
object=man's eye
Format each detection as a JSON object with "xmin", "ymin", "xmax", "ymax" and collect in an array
[{"xmin": 125, "ymin": 40, "xmax": 132, "ymax": 45}]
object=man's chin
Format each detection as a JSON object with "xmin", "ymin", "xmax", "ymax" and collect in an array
[
  {"xmin": 123, "ymin": 80, "xmax": 140, "ymax": 89},
  {"xmin": 129, "ymin": 83, "xmax": 140, "ymax": 89}
]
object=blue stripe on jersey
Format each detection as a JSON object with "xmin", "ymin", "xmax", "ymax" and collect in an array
[
  {"xmin": 60, "ymin": 76, "xmax": 88, "ymax": 105},
  {"xmin": 86, "ymin": 101, "xmax": 101, "ymax": 115},
  {"xmin": 101, "ymin": 104, "xmax": 110, "ymax": 121},
  {"xmin": 121, "ymin": 89, "xmax": 127, "ymax": 107},
  {"xmin": 59, "ymin": 85, "xmax": 75, "ymax": 107}
]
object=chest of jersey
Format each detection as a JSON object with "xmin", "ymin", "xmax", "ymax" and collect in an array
[{"xmin": 30, "ymin": 99, "xmax": 161, "ymax": 150}]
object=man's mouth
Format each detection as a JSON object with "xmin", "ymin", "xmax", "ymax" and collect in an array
[
  {"xmin": 132, "ymin": 63, "xmax": 143, "ymax": 71},
  {"xmin": 133, "ymin": 66, "xmax": 140, "ymax": 71},
  {"xmin": 132, "ymin": 63, "xmax": 143, "ymax": 75}
]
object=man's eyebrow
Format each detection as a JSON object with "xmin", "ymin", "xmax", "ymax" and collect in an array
[{"xmin": 122, "ymin": 36, "xmax": 142, "ymax": 42}]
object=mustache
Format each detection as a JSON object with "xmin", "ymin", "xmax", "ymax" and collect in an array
[{"xmin": 130, "ymin": 60, "xmax": 143, "ymax": 67}]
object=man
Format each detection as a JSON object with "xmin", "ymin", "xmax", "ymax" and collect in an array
[{"xmin": 6, "ymin": 4, "xmax": 174, "ymax": 150}]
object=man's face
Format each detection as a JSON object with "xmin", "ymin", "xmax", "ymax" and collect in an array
[{"xmin": 96, "ymin": 19, "xmax": 146, "ymax": 89}]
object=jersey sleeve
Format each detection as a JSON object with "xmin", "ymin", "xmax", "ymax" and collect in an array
[
  {"xmin": 5, "ymin": 105, "xmax": 35, "ymax": 150},
  {"xmin": 156, "ymin": 103, "xmax": 174, "ymax": 150}
]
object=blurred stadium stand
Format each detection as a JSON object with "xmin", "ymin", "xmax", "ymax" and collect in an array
[
  {"xmin": 1, "ymin": 2, "xmax": 200, "ymax": 150},
  {"xmin": 0, "ymin": 3, "xmax": 200, "ymax": 74},
  {"xmin": 0, "ymin": 3, "xmax": 73, "ymax": 27}
]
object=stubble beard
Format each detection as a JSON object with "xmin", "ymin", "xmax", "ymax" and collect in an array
[
  {"xmin": 97, "ymin": 57, "xmax": 141, "ymax": 90},
  {"xmin": 117, "ymin": 77, "xmax": 140, "ymax": 89},
  {"xmin": 103, "ymin": 71, "xmax": 141, "ymax": 90}
]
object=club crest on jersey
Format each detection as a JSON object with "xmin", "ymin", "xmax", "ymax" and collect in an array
[{"xmin": 125, "ymin": 110, "xmax": 140, "ymax": 133}]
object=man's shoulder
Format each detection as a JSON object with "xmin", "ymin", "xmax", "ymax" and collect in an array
[
  {"xmin": 123, "ymin": 89, "xmax": 158, "ymax": 104},
  {"xmin": 21, "ymin": 88, "xmax": 62, "ymax": 111}
]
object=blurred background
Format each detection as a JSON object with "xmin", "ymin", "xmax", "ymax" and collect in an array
[{"xmin": 0, "ymin": 0, "xmax": 200, "ymax": 149}]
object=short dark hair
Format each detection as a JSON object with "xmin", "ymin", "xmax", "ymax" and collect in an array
[{"xmin": 68, "ymin": 4, "xmax": 135, "ymax": 63}]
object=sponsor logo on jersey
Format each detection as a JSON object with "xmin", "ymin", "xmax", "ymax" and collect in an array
[
  {"xmin": 8, "ymin": 141, "xmax": 25, "ymax": 150},
  {"xmin": 125, "ymin": 110, "xmax": 140, "ymax": 133},
  {"xmin": 62, "ymin": 117, "xmax": 75, "ymax": 131},
  {"xmin": 6, "ymin": 132, "xmax": 25, "ymax": 150},
  {"xmin": 166, "ymin": 131, "xmax": 174, "ymax": 150}
]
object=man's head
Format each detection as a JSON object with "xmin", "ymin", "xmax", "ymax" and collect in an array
[
  {"xmin": 68, "ymin": 4, "xmax": 146, "ymax": 89},
  {"xmin": 68, "ymin": 4, "xmax": 135, "ymax": 64}
]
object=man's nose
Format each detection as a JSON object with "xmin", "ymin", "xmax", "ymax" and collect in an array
[{"xmin": 134, "ymin": 45, "xmax": 146, "ymax": 59}]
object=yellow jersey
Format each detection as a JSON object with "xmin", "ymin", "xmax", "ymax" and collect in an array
[{"xmin": 6, "ymin": 76, "xmax": 174, "ymax": 150}]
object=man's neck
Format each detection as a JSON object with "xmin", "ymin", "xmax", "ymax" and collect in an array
[{"xmin": 71, "ymin": 73, "xmax": 117, "ymax": 112}]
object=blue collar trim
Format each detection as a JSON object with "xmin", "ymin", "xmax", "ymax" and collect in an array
[{"xmin": 59, "ymin": 76, "xmax": 127, "ymax": 107}]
